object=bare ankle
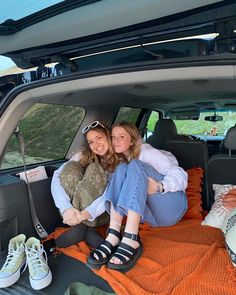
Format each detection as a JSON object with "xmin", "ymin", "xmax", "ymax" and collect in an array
[
  {"xmin": 110, "ymin": 222, "xmax": 122, "ymax": 232},
  {"xmin": 122, "ymin": 237, "xmax": 139, "ymax": 248}
]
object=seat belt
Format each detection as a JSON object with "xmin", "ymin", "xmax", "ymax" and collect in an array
[{"xmin": 14, "ymin": 126, "xmax": 48, "ymax": 239}]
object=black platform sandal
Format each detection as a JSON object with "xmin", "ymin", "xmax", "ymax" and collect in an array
[
  {"xmin": 86, "ymin": 228, "xmax": 121, "ymax": 270},
  {"xmin": 106, "ymin": 232, "xmax": 143, "ymax": 273}
]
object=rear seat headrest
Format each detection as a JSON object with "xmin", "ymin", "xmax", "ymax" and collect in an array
[
  {"xmin": 154, "ymin": 119, "xmax": 177, "ymax": 136},
  {"xmin": 224, "ymin": 124, "xmax": 236, "ymax": 150}
]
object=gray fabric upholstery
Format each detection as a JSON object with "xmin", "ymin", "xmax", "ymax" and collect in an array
[
  {"xmin": 165, "ymin": 139, "xmax": 209, "ymax": 210},
  {"xmin": 165, "ymin": 140, "xmax": 209, "ymax": 170},
  {"xmin": 224, "ymin": 124, "xmax": 236, "ymax": 152},
  {"xmin": 146, "ymin": 119, "xmax": 187, "ymax": 150},
  {"xmin": 207, "ymin": 125, "xmax": 236, "ymax": 209},
  {"xmin": 207, "ymin": 155, "xmax": 236, "ymax": 210}
]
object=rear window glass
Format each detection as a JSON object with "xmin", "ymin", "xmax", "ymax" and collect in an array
[
  {"xmin": 1, "ymin": 103, "xmax": 85, "ymax": 169},
  {"xmin": 114, "ymin": 107, "xmax": 142, "ymax": 124}
]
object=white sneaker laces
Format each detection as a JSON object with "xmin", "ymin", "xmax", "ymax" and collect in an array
[
  {"xmin": 2, "ymin": 245, "xmax": 24, "ymax": 270},
  {"xmin": 26, "ymin": 244, "xmax": 48, "ymax": 271}
]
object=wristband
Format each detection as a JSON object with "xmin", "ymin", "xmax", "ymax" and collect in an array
[
  {"xmin": 156, "ymin": 181, "xmax": 164, "ymax": 193},
  {"xmin": 159, "ymin": 182, "xmax": 164, "ymax": 193}
]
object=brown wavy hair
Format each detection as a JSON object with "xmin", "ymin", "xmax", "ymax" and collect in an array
[
  {"xmin": 79, "ymin": 125, "xmax": 120, "ymax": 172},
  {"xmin": 112, "ymin": 121, "xmax": 141, "ymax": 160}
]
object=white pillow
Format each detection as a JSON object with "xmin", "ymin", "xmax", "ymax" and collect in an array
[
  {"xmin": 201, "ymin": 184, "xmax": 236, "ymax": 229},
  {"xmin": 225, "ymin": 230, "xmax": 236, "ymax": 267},
  {"xmin": 222, "ymin": 207, "xmax": 236, "ymax": 234},
  {"xmin": 222, "ymin": 207, "xmax": 236, "ymax": 267}
]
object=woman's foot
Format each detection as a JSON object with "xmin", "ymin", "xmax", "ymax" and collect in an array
[
  {"xmin": 109, "ymin": 235, "xmax": 140, "ymax": 264},
  {"xmin": 107, "ymin": 232, "xmax": 143, "ymax": 272},
  {"xmin": 86, "ymin": 228, "xmax": 121, "ymax": 269}
]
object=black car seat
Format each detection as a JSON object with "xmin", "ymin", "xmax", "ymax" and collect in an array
[
  {"xmin": 220, "ymin": 123, "xmax": 236, "ymax": 155},
  {"xmin": 165, "ymin": 139, "xmax": 209, "ymax": 210},
  {"xmin": 207, "ymin": 124, "xmax": 236, "ymax": 210},
  {"xmin": 146, "ymin": 119, "xmax": 188, "ymax": 150}
]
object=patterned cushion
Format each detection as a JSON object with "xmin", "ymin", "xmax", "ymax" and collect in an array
[
  {"xmin": 222, "ymin": 207, "xmax": 236, "ymax": 267},
  {"xmin": 222, "ymin": 207, "xmax": 236, "ymax": 234},
  {"xmin": 201, "ymin": 184, "xmax": 236, "ymax": 229}
]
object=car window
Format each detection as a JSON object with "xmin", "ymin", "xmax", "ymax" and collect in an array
[
  {"xmin": 114, "ymin": 107, "xmax": 142, "ymax": 124},
  {"xmin": 173, "ymin": 111, "xmax": 236, "ymax": 139},
  {"xmin": 1, "ymin": 103, "xmax": 85, "ymax": 170},
  {"xmin": 146, "ymin": 111, "xmax": 160, "ymax": 137}
]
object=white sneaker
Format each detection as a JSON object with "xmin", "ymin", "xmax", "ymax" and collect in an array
[
  {"xmin": 0, "ymin": 234, "xmax": 26, "ymax": 288},
  {"xmin": 25, "ymin": 237, "xmax": 52, "ymax": 290}
]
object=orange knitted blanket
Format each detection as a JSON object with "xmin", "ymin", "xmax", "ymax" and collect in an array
[{"xmin": 50, "ymin": 220, "xmax": 236, "ymax": 295}]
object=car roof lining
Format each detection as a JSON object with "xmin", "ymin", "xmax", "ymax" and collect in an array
[
  {"xmin": 1, "ymin": 64, "xmax": 236, "ymax": 156},
  {"xmin": 29, "ymin": 64, "xmax": 236, "ymax": 109}
]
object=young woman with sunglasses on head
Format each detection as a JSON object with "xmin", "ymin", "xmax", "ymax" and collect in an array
[
  {"xmin": 80, "ymin": 122, "xmax": 188, "ymax": 272},
  {"xmin": 51, "ymin": 121, "xmax": 121, "ymax": 248}
]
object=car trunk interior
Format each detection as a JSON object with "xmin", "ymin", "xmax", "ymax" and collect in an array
[
  {"xmin": 1, "ymin": 63, "xmax": 236, "ymax": 293},
  {"xmin": 1, "ymin": 0, "xmax": 236, "ymax": 293},
  {"xmin": 2, "ymin": 64, "xmax": 236, "ymax": 152}
]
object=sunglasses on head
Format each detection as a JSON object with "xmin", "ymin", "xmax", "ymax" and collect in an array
[{"xmin": 82, "ymin": 121, "xmax": 105, "ymax": 134}]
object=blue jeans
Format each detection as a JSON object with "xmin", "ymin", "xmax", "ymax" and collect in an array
[{"xmin": 104, "ymin": 160, "xmax": 188, "ymax": 227}]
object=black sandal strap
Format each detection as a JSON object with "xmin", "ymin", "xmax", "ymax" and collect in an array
[
  {"xmin": 123, "ymin": 232, "xmax": 139, "ymax": 241},
  {"xmin": 92, "ymin": 249, "xmax": 104, "ymax": 260},
  {"xmin": 89, "ymin": 229, "xmax": 121, "ymax": 261},
  {"xmin": 106, "ymin": 236, "xmax": 143, "ymax": 272},
  {"xmin": 112, "ymin": 253, "xmax": 129, "ymax": 263},
  {"xmin": 107, "ymin": 228, "xmax": 121, "ymax": 239},
  {"xmin": 119, "ymin": 242, "xmax": 136, "ymax": 252},
  {"xmin": 113, "ymin": 248, "xmax": 133, "ymax": 259},
  {"xmin": 91, "ymin": 240, "xmax": 113, "ymax": 258},
  {"xmin": 111, "ymin": 242, "xmax": 136, "ymax": 262}
]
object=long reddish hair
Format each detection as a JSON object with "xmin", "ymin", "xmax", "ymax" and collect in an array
[{"xmin": 112, "ymin": 121, "xmax": 141, "ymax": 160}]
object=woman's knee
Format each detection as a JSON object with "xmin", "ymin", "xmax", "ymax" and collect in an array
[
  {"xmin": 85, "ymin": 162, "xmax": 103, "ymax": 172},
  {"xmin": 60, "ymin": 161, "xmax": 84, "ymax": 196},
  {"xmin": 115, "ymin": 163, "xmax": 128, "ymax": 174},
  {"xmin": 127, "ymin": 159, "xmax": 144, "ymax": 170}
]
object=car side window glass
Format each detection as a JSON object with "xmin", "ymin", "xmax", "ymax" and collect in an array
[
  {"xmin": 1, "ymin": 103, "xmax": 85, "ymax": 170},
  {"xmin": 145, "ymin": 111, "xmax": 160, "ymax": 139},
  {"xmin": 114, "ymin": 107, "xmax": 142, "ymax": 124}
]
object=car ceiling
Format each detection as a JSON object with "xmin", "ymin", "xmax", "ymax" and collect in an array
[
  {"xmin": 1, "ymin": 64, "xmax": 236, "ymax": 156},
  {"xmin": 19, "ymin": 65, "xmax": 236, "ymax": 113}
]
